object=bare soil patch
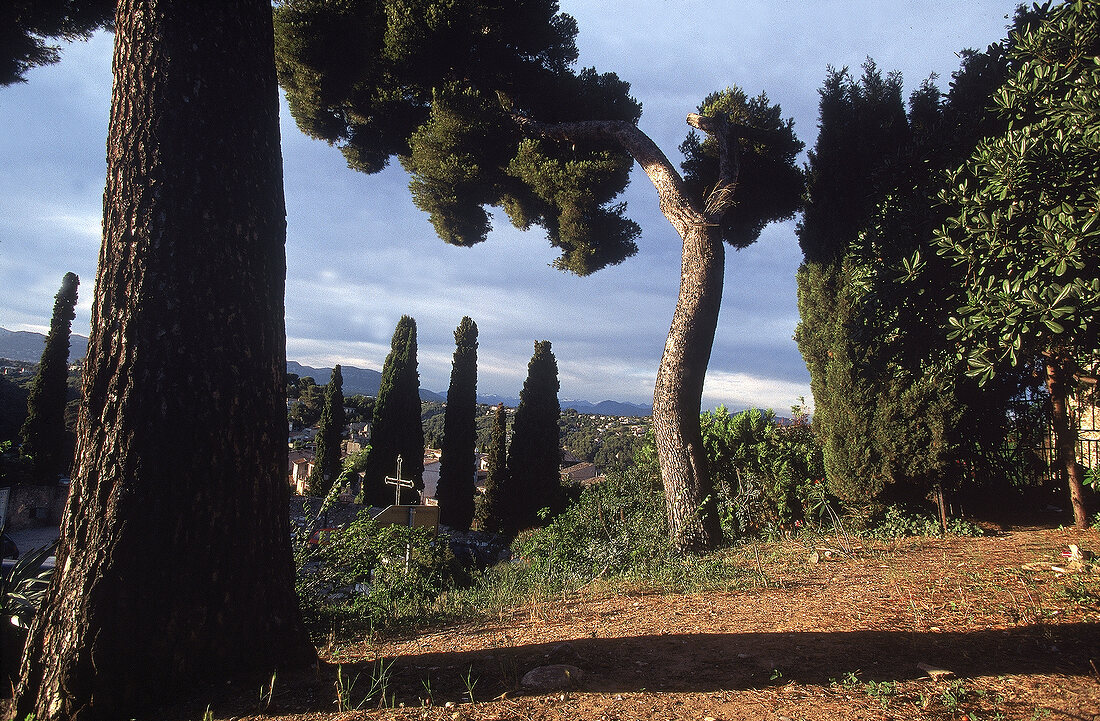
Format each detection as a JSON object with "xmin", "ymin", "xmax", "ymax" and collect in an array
[{"xmin": 127, "ymin": 527, "xmax": 1100, "ymax": 719}]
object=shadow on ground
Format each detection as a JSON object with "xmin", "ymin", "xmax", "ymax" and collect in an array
[{"xmin": 164, "ymin": 621, "xmax": 1099, "ymax": 718}]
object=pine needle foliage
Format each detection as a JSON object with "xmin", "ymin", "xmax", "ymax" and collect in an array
[{"xmin": 273, "ymin": 0, "xmax": 642, "ymax": 276}]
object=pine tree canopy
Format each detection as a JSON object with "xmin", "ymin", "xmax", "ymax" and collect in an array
[
  {"xmin": 1, "ymin": 1, "xmax": 115, "ymax": 85},
  {"xmin": 273, "ymin": 0, "xmax": 641, "ymax": 275},
  {"xmin": 678, "ymin": 88, "xmax": 804, "ymax": 248}
]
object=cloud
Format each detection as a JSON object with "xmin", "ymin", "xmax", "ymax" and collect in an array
[
  {"xmin": 0, "ymin": 2, "xmax": 1023, "ymax": 412},
  {"xmin": 702, "ymin": 370, "xmax": 813, "ymax": 414}
]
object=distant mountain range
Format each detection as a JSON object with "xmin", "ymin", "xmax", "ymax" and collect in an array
[
  {"xmin": 0, "ymin": 327, "xmax": 88, "ymax": 364},
  {"xmin": 287, "ymin": 360, "xmax": 450, "ymax": 402},
  {"xmin": 478, "ymin": 394, "xmax": 652, "ymax": 417},
  {"xmin": 0, "ymin": 330, "xmax": 649, "ymax": 416},
  {"xmin": 290, "ymin": 362, "xmax": 651, "ymax": 415}
]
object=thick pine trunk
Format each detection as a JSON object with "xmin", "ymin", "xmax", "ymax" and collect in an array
[
  {"xmin": 652, "ymin": 223, "xmax": 725, "ymax": 552},
  {"xmin": 13, "ymin": 2, "xmax": 315, "ymax": 719},
  {"xmin": 1044, "ymin": 351, "xmax": 1088, "ymax": 529}
]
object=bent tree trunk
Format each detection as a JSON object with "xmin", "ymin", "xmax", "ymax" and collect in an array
[
  {"xmin": 518, "ymin": 116, "xmax": 738, "ymax": 552},
  {"xmin": 13, "ymin": 2, "xmax": 315, "ymax": 719},
  {"xmin": 652, "ymin": 223, "xmax": 725, "ymax": 551},
  {"xmin": 1044, "ymin": 351, "xmax": 1088, "ymax": 529}
]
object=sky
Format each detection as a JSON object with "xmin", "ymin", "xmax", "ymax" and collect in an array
[{"xmin": 0, "ymin": 1, "xmax": 1023, "ymax": 411}]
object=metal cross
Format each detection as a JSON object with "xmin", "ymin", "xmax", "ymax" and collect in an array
[{"xmin": 384, "ymin": 454, "xmax": 414, "ymax": 507}]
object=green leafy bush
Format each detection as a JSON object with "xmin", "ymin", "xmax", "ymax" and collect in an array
[
  {"xmin": 510, "ymin": 463, "xmax": 671, "ymax": 590},
  {"xmin": 866, "ymin": 504, "xmax": 985, "ymax": 539},
  {"xmin": 295, "ymin": 512, "xmax": 462, "ymax": 639},
  {"xmin": 700, "ymin": 405, "xmax": 828, "ymax": 537},
  {"xmin": 493, "ymin": 456, "xmax": 751, "ymax": 595}
]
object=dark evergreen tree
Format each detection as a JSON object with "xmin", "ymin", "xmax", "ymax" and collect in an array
[
  {"xmin": 477, "ymin": 403, "xmax": 508, "ymax": 533},
  {"xmin": 308, "ymin": 364, "xmax": 346, "ymax": 497},
  {"xmin": 1, "ymin": 0, "xmax": 115, "ymax": 86},
  {"xmin": 12, "ymin": 2, "xmax": 315, "ymax": 717},
  {"xmin": 274, "ymin": 3, "xmax": 804, "ymax": 550},
  {"xmin": 20, "ymin": 272, "xmax": 78, "ymax": 484},
  {"xmin": 503, "ymin": 340, "xmax": 561, "ymax": 534},
  {"xmin": 364, "ymin": 316, "xmax": 424, "ymax": 505},
  {"xmin": 437, "ymin": 317, "xmax": 478, "ymax": 529},
  {"xmin": 795, "ymin": 40, "xmax": 1037, "ymax": 514}
]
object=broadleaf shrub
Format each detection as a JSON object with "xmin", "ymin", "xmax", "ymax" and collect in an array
[
  {"xmin": 296, "ymin": 512, "xmax": 463, "ymax": 638},
  {"xmin": 700, "ymin": 405, "xmax": 828, "ymax": 537}
]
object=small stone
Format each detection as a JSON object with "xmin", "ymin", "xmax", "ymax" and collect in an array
[
  {"xmin": 917, "ymin": 662, "xmax": 954, "ymax": 679},
  {"xmin": 521, "ymin": 664, "xmax": 585, "ymax": 692}
]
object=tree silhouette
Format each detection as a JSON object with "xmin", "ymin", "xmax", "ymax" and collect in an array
[
  {"xmin": 20, "ymin": 271, "xmax": 78, "ymax": 484},
  {"xmin": 364, "ymin": 316, "xmax": 424, "ymax": 505},
  {"xmin": 438, "ymin": 317, "xmax": 478, "ymax": 529}
]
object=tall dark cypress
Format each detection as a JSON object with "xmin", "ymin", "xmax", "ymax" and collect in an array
[
  {"xmin": 308, "ymin": 364, "xmax": 345, "ymax": 497},
  {"xmin": 477, "ymin": 403, "xmax": 508, "ymax": 533},
  {"xmin": 20, "ymin": 272, "xmax": 79, "ymax": 484},
  {"xmin": 504, "ymin": 340, "xmax": 562, "ymax": 535},
  {"xmin": 364, "ymin": 316, "xmax": 424, "ymax": 505},
  {"xmin": 437, "ymin": 317, "xmax": 478, "ymax": 529}
]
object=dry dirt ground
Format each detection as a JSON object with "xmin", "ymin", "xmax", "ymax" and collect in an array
[{"xmin": 123, "ymin": 527, "xmax": 1100, "ymax": 720}]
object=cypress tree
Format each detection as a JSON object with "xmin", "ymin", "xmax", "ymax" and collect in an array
[
  {"xmin": 20, "ymin": 272, "xmax": 78, "ymax": 484},
  {"xmin": 504, "ymin": 340, "xmax": 561, "ymax": 535},
  {"xmin": 307, "ymin": 364, "xmax": 345, "ymax": 497},
  {"xmin": 437, "ymin": 317, "xmax": 478, "ymax": 529},
  {"xmin": 477, "ymin": 403, "xmax": 508, "ymax": 533},
  {"xmin": 364, "ymin": 316, "xmax": 424, "ymax": 505}
]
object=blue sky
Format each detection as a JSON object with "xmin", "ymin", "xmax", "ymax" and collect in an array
[{"xmin": 0, "ymin": 1, "xmax": 1021, "ymax": 410}]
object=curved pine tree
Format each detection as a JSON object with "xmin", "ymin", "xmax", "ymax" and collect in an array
[
  {"xmin": 437, "ymin": 317, "xmax": 478, "ymax": 529},
  {"xmin": 504, "ymin": 340, "xmax": 561, "ymax": 535},
  {"xmin": 364, "ymin": 316, "xmax": 424, "ymax": 505},
  {"xmin": 20, "ymin": 272, "xmax": 79, "ymax": 484},
  {"xmin": 274, "ymin": 3, "xmax": 804, "ymax": 550},
  {"xmin": 308, "ymin": 364, "xmax": 345, "ymax": 497}
]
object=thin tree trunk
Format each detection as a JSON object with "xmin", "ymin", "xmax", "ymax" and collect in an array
[
  {"xmin": 514, "ymin": 115, "xmax": 736, "ymax": 552},
  {"xmin": 13, "ymin": 2, "xmax": 314, "ymax": 718},
  {"xmin": 1044, "ymin": 351, "xmax": 1088, "ymax": 529},
  {"xmin": 652, "ymin": 223, "xmax": 725, "ymax": 551}
]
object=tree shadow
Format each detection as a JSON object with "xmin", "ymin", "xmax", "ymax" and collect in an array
[
  {"xmin": 157, "ymin": 622, "xmax": 1100, "ymax": 718},
  {"xmin": 380, "ymin": 623, "xmax": 1099, "ymax": 695}
]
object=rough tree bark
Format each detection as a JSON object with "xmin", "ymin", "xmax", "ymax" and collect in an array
[
  {"xmin": 518, "ymin": 114, "xmax": 740, "ymax": 552},
  {"xmin": 12, "ymin": 2, "xmax": 315, "ymax": 719},
  {"xmin": 1044, "ymin": 350, "xmax": 1088, "ymax": 529}
]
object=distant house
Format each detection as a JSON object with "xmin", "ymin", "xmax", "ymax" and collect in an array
[
  {"xmin": 561, "ymin": 461, "xmax": 599, "ymax": 485},
  {"xmin": 559, "ymin": 450, "xmax": 584, "ymax": 467},
  {"xmin": 289, "ymin": 426, "xmax": 318, "ymax": 445},
  {"xmin": 348, "ymin": 421, "xmax": 370, "ymax": 445},
  {"xmin": 421, "ymin": 457, "xmax": 441, "ymax": 506},
  {"xmin": 288, "ymin": 450, "xmax": 314, "ymax": 495}
]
